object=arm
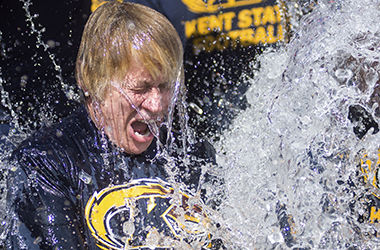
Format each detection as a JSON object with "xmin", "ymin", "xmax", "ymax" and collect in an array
[{"xmin": 6, "ymin": 150, "xmax": 86, "ymax": 249}]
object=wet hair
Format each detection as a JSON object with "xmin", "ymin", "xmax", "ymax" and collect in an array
[{"xmin": 75, "ymin": 1, "xmax": 183, "ymax": 101}]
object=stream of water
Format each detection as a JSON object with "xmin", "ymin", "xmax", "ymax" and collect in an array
[
  {"xmin": 1, "ymin": 0, "xmax": 379, "ymax": 249},
  {"xmin": 215, "ymin": 0, "xmax": 380, "ymax": 248}
]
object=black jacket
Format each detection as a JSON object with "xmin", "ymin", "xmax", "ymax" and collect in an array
[{"xmin": 5, "ymin": 106, "xmax": 219, "ymax": 249}]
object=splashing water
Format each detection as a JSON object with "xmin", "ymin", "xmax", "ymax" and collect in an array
[
  {"xmin": 1, "ymin": 0, "xmax": 380, "ymax": 248},
  {"xmin": 0, "ymin": 0, "xmax": 87, "ymax": 243},
  {"xmin": 214, "ymin": 0, "xmax": 380, "ymax": 248},
  {"xmin": 0, "ymin": 1, "xmax": 203, "ymax": 247},
  {"xmin": 19, "ymin": 0, "xmax": 80, "ymax": 102}
]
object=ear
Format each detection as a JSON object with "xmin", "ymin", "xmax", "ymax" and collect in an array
[{"xmin": 76, "ymin": 76, "xmax": 90, "ymax": 101}]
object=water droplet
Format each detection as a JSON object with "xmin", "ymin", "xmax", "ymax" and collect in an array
[
  {"xmin": 33, "ymin": 236, "xmax": 42, "ymax": 245},
  {"xmin": 79, "ymin": 171, "xmax": 92, "ymax": 184},
  {"xmin": 46, "ymin": 40, "xmax": 56, "ymax": 48},
  {"xmin": 127, "ymin": 21, "xmax": 135, "ymax": 30},
  {"xmin": 267, "ymin": 231, "xmax": 283, "ymax": 244},
  {"xmin": 55, "ymin": 129, "xmax": 63, "ymax": 137},
  {"xmin": 335, "ymin": 68, "xmax": 353, "ymax": 81},
  {"xmin": 189, "ymin": 102, "xmax": 203, "ymax": 115},
  {"xmin": 364, "ymin": 68, "xmax": 378, "ymax": 89}
]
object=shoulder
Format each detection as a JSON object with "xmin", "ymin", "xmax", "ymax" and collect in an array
[
  {"xmin": 14, "ymin": 106, "xmax": 93, "ymax": 156},
  {"xmin": 11, "ymin": 106, "xmax": 97, "ymax": 188}
]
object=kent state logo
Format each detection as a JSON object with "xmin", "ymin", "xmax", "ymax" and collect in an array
[
  {"xmin": 85, "ymin": 178, "xmax": 209, "ymax": 249},
  {"xmin": 182, "ymin": 0, "xmax": 265, "ymax": 13}
]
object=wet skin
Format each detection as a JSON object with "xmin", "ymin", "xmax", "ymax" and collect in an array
[{"xmin": 87, "ymin": 61, "xmax": 173, "ymax": 155}]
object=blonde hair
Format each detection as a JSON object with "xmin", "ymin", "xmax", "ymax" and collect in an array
[{"xmin": 76, "ymin": 1, "xmax": 183, "ymax": 101}]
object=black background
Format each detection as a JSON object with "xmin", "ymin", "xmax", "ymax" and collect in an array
[{"xmin": 0, "ymin": 0, "xmax": 91, "ymax": 129}]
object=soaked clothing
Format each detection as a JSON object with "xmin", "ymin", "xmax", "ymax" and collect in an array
[
  {"xmin": 5, "ymin": 106, "xmax": 220, "ymax": 249},
  {"xmin": 92, "ymin": 0, "xmax": 287, "ymax": 138}
]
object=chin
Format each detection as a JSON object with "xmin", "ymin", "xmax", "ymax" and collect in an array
[{"xmin": 123, "ymin": 142, "xmax": 151, "ymax": 155}]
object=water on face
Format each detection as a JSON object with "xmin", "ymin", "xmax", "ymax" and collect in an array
[
  {"xmin": 1, "ymin": 0, "xmax": 380, "ymax": 248},
  {"xmin": 0, "ymin": 0, "xmax": 203, "ymax": 247},
  {"xmin": 214, "ymin": 0, "xmax": 380, "ymax": 248}
]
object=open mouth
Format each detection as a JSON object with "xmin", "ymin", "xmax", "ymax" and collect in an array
[{"xmin": 131, "ymin": 120, "xmax": 151, "ymax": 137}]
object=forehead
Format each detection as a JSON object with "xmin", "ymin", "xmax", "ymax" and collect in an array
[{"xmin": 123, "ymin": 61, "xmax": 170, "ymax": 86}]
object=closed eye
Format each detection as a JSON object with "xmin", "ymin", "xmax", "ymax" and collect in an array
[
  {"xmin": 158, "ymin": 83, "xmax": 171, "ymax": 91},
  {"xmin": 131, "ymin": 87, "xmax": 149, "ymax": 94}
]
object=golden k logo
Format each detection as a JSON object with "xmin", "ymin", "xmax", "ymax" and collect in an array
[{"xmin": 85, "ymin": 178, "xmax": 209, "ymax": 249}]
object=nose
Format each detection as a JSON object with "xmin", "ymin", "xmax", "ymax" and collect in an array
[{"xmin": 142, "ymin": 87, "xmax": 164, "ymax": 114}]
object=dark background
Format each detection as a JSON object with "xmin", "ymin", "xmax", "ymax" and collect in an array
[{"xmin": 0, "ymin": 0, "xmax": 91, "ymax": 130}]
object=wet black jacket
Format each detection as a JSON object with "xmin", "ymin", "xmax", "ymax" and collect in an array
[{"xmin": 5, "ymin": 106, "xmax": 218, "ymax": 249}]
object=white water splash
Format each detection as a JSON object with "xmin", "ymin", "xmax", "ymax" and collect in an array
[
  {"xmin": 215, "ymin": 0, "xmax": 380, "ymax": 248},
  {"xmin": 20, "ymin": 0, "xmax": 79, "ymax": 102},
  {"xmin": 2, "ymin": 0, "xmax": 380, "ymax": 248}
]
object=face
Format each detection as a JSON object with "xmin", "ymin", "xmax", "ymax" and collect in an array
[{"xmin": 89, "ymin": 60, "xmax": 173, "ymax": 154}]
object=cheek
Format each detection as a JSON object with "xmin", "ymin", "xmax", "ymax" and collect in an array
[
  {"xmin": 127, "ymin": 93, "xmax": 145, "ymax": 107},
  {"xmin": 162, "ymin": 92, "xmax": 173, "ymax": 108},
  {"xmin": 105, "ymin": 97, "xmax": 133, "ymax": 123}
]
